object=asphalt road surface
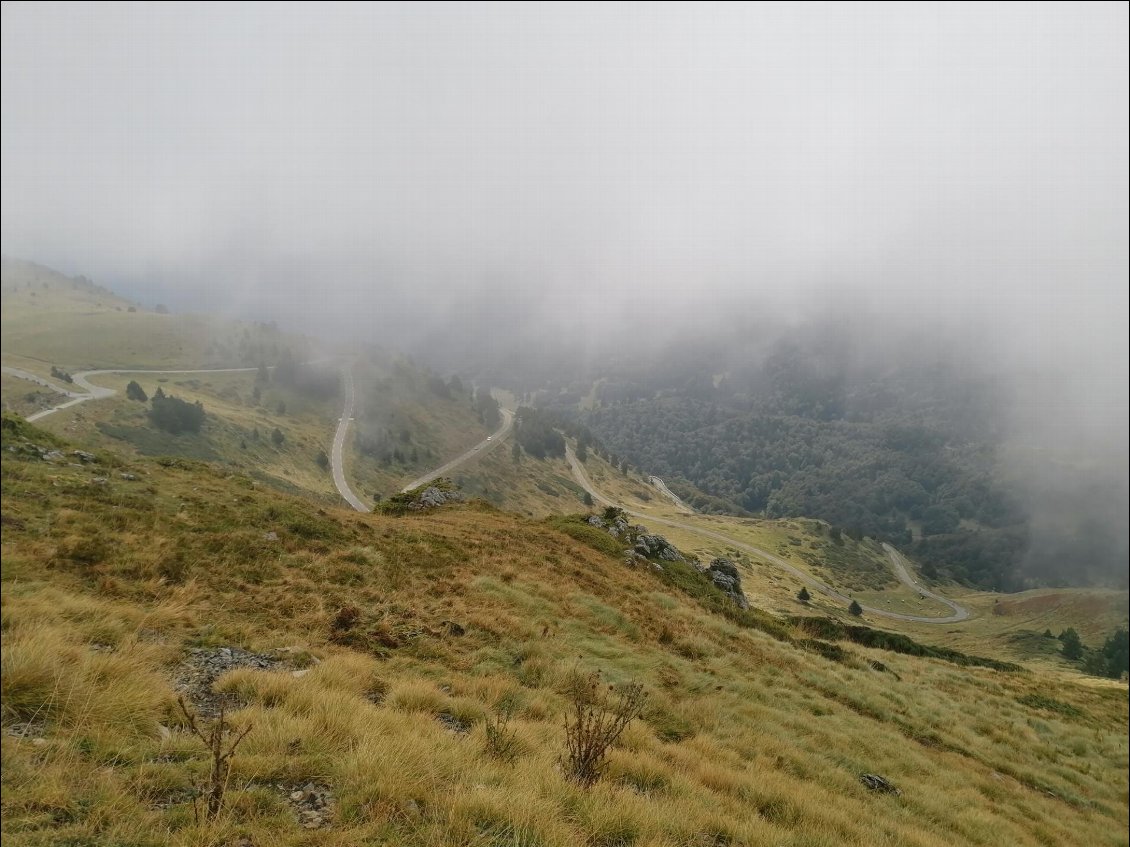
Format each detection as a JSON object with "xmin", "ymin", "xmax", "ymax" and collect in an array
[
  {"xmin": 330, "ymin": 365, "xmax": 370, "ymax": 512},
  {"xmin": 399, "ymin": 407, "xmax": 515, "ymax": 493},
  {"xmin": 6, "ymin": 365, "xmax": 262, "ymax": 422}
]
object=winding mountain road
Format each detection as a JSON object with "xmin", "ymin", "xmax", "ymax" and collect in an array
[
  {"xmin": 565, "ymin": 444, "xmax": 969, "ymax": 624},
  {"xmin": 648, "ymin": 475, "xmax": 695, "ymax": 514},
  {"xmin": 5, "ymin": 364, "xmax": 263, "ymax": 422},
  {"xmin": 8, "ymin": 361, "xmax": 967, "ymax": 623},
  {"xmin": 7, "ymin": 359, "xmax": 513, "ymax": 515},
  {"xmin": 399, "ymin": 407, "xmax": 514, "ymax": 494},
  {"xmin": 330, "ymin": 366, "xmax": 370, "ymax": 512}
]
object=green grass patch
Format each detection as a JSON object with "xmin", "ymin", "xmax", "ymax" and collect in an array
[
  {"xmin": 790, "ymin": 616, "xmax": 1024, "ymax": 672},
  {"xmin": 545, "ymin": 515, "xmax": 625, "ymax": 558},
  {"xmin": 1017, "ymin": 693, "xmax": 1085, "ymax": 719}
]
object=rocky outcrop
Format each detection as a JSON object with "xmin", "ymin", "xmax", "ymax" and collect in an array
[
  {"xmin": 409, "ymin": 486, "xmax": 464, "ymax": 511},
  {"xmin": 585, "ymin": 508, "xmax": 688, "ymax": 564},
  {"xmin": 634, "ymin": 533, "xmax": 685, "ymax": 562},
  {"xmin": 705, "ymin": 557, "xmax": 749, "ymax": 609},
  {"xmin": 860, "ymin": 773, "xmax": 901, "ymax": 795}
]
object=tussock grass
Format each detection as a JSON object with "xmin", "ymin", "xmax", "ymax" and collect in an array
[{"xmin": 1, "ymin": 418, "xmax": 1127, "ymax": 846}]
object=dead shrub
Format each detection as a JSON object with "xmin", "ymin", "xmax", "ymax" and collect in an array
[{"xmin": 561, "ymin": 670, "xmax": 647, "ymax": 787}]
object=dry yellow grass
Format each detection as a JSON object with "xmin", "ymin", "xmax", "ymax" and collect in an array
[{"xmin": 2, "ymin": 416, "xmax": 1127, "ymax": 846}]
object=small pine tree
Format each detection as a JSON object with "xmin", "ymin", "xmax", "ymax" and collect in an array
[
  {"xmin": 316, "ymin": 449, "xmax": 329, "ymax": 470},
  {"xmin": 271, "ymin": 427, "xmax": 285, "ymax": 447},
  {"xmin": 1059, "ymin": 628, "xmax": 1084, "ymax": 661},
  {"xmin": 125, "ymin": 380, "xmax": 148, "ymax": 402},
  {"xmin": 276, "ymin": 400, "xmax": 287, "ymax": 415},
  {"xmin": 797, "ymin": 586, "xmax": 811, "ymax": 604},
  {"xmin": 848, "ymin": 599, "xmax": 863, "ymax": 617},
  {"xmin": 583, "ymin": 492, "xmax": 594, "ymax": 508},
  {"xmin": 511, "ymin": 441, "xmax": 522, "ymax": 464}
]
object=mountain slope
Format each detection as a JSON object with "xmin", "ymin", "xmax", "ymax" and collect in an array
[{"xmin": 2, "ymin": 416, "xmax": 1126, "ymax": 847}]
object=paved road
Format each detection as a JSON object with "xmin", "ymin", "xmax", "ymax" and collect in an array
[
  {"xmin": 399, "ymin": 407, "xmax": 514, "ymax": 493},
  {"xmin": 330, "ymin": 365, "xmax": 370, "ymax": 512},
  {"xmin": 648, "ymin": 475, "xmax": 695, "ymax": 514},
  {"xmin": 1, "ymin": 365, "xmax": 85, "ymax": 398},
  {"xmin": 9, "ymin": 359, "xmax": 511, "ymax": 515},
  {"xmin": 883, "ymin": 543, "xmax": 968, "ymax": 621},
  {"xmin": 7, "ymin": 365, "xmax": 263, "ymax": 422},
  {"xmin": 565, "ymin": 444, "xmax": 970, "ymax": 624}
]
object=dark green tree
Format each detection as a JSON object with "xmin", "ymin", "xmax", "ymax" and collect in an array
[
  {"xmin": 148, "ymin": 392, "xmax": 204, "ymax": 434},
  {"xmin": 271, "ymin": 427, "xmax": 285, "ymax": 447},
  {"xmin": 474, "ymin": 389, "xmax": 501, "ymax": 428},
  {"xmin": 848, "ymin": 599, "xmax": 863, "ymax": 617},
  {"xmin": 1088, "ymin": 628, "xmax": 1129, "ymax": 679},
  {"xmin": 797, "ymin": 586, "xmax": 811, "ymax": 603},
  {"xmin": 1059, "ymin": 628, "xmax": 1084, "ymax": 661},
  {"xmin": 125, "ymin": 380, "xmax": 148, "ymax": 402},
  {"xmin": 316, "ymin": 450, "xmax": 329, "ymax": 470},
  {"xmin": 583, "ymin": 492, "xmax": 594, "ymax": 508}
]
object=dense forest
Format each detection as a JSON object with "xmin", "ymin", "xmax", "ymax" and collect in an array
[{"xmin": 561, "ymin": 338, "xmax": 1126, "ymax": 592}]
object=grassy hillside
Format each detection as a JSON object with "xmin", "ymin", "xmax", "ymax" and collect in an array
[
  {"xmin": 29, "ymin": 369, "xmax": 344, "ymax": 502},
  {"xmin": 1, "ymin": 258, "xmax": 304, "ymax": 377},
  {"xmin": 0, "ymin": 261, "xmax": 512, "ymax": 505},
  {"xmin": 2, "ymin": 416, "xmax": 1126, "ymax": 847},
  {"xmin": 346, "ymin": 356, "xmax": 498, "ymax": 502}
]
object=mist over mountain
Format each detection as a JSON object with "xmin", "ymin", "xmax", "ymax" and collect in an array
[{"xmin": 3, "ymin": 3, "xmax": 1126, "ymax": 588}]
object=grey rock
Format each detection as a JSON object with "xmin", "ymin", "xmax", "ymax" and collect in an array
[
  {"xmin": 43, "ymin": 450, "xmax": 64, "ymax": 461},
  {"xmin": 119, "ymin": 472, "xmax": 139, "ymax": 481},
  {"xmin": 437, "ymin": 712, "xmax": 472, "ymax": 734},
  {"xmin": 174, "ymin": 646, "xmax": 281, "ymax": 717},
  {"xmin": 263, "ymin": 531, "xmax": 278, "ymax": 541},
  {"xmin": 623, "ymin": 551, "xmax": 648, "ymax": 568},
  {"xmin": 409, "ymin": 486, "xmax": 465, "ymax": 511},
  {"xmin": 634, "ymin": 533, "xmax": 685, "ymax": 563},
  {"xmin": 72, "ymin": 450, "xmax": 97, "ymax": 463},
  {"xmin": 707, "ymin": 557, "xmax": 740, "ymax": 579},
  {"xmin": 706, "ymin": 557, "xmax": 749, "ymax": 609},
  {"xmin": 91, "ymin": 477, "xmax": 108, "ymax": 485},
  {"xmin": 282, "ymin": 782, "xmax": 335, "ymax": 829},
  {"xmin": 5, "ymin": 722, "xmax": 47, "ymax": 739},
  {"xmin": 860, "ymin": 773, "xmax": 901, "ymax": 795}
]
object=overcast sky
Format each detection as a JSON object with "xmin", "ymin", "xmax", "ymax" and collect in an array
[{"xmin": 2, "ymin": 2, "xmax": 1127, "ymax": 383}]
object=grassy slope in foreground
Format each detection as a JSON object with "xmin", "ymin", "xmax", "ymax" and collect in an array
[{"xmin": 1, "ymin": 416, "xmax": 1127, "ymax": 847}]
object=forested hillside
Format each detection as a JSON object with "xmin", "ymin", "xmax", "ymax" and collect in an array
[{"xmin": 576, "ymin": 339, "xmax": 1125, "ymax": 592}]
